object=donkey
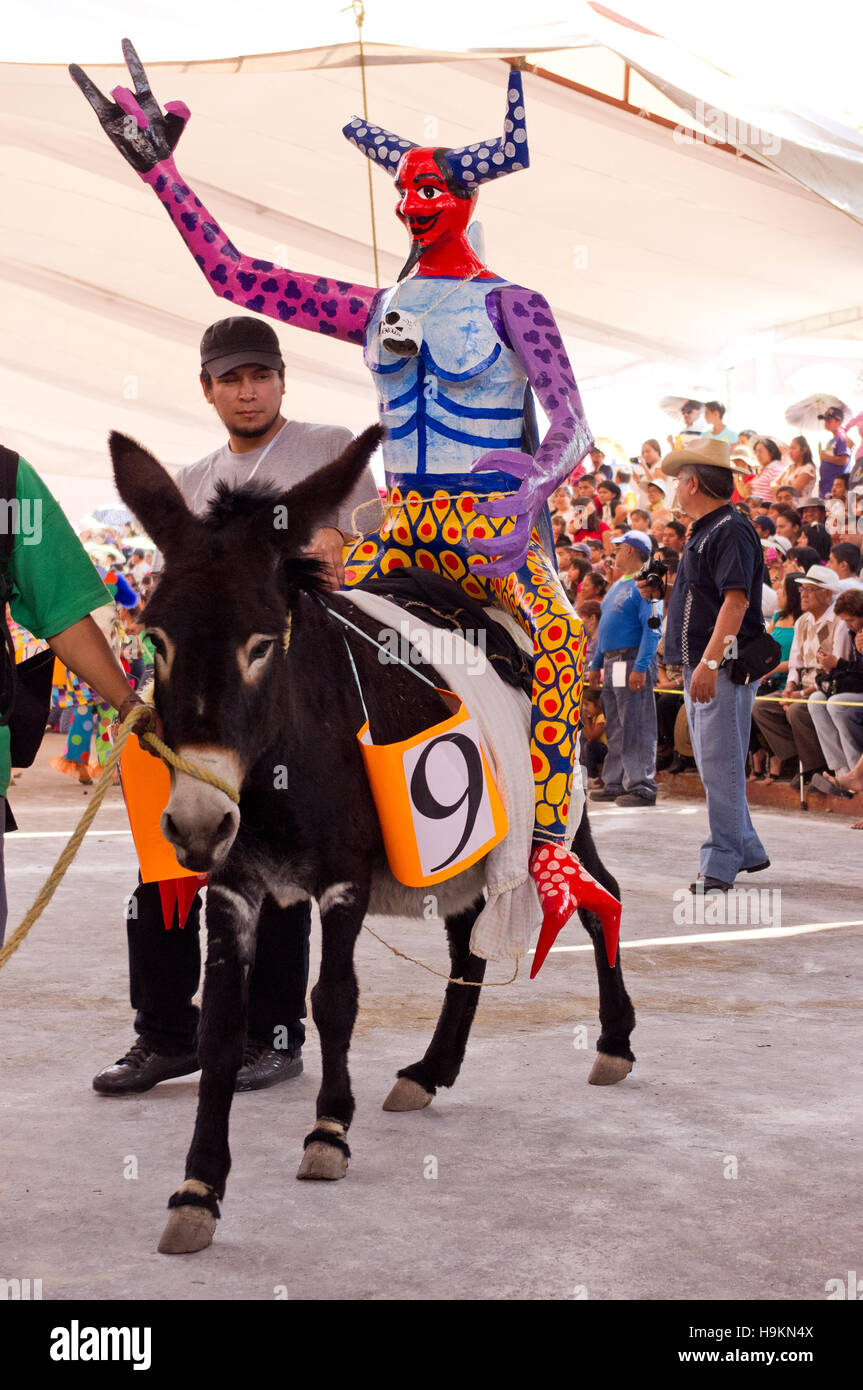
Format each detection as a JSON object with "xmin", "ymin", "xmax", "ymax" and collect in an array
[{"xmin": 109, "ymin": 426, "xmax": 636, "ymax": 1255}]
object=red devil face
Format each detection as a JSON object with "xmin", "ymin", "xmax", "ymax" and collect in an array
[{"xmin": 394, "ymin": 149, "xmax": 478, "ymax": 274}]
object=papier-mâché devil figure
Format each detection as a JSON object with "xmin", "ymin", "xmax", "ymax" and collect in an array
[{"xmin": 70, "ymin": 41, "xmax": 621, "ymax": 972}]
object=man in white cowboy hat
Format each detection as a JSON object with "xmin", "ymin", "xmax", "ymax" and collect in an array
[
  {"xmin": 752, "ymin": 564, "xmax": 848, "ymax": 786},
  {"xmin": 646, "ymin": 436, "xmax": 768, "ymax": 893}
]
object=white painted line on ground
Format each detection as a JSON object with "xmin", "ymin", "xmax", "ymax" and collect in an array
[
  {"xmin": 588, "ymin": 806, "xmax": 699, "ymax": 816},
  {"xmin": 7, "ymin": 829, "xmax": 133, "ymax": 839},
  {"xmin": 536, "ymin": 919, "xmax": 863, "ymax": 953}
]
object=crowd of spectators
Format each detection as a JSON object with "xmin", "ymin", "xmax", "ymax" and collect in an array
[
  {"xmin": 552, "ymin": 403, "xmax": 863, "ymax": 814},
  {"xmin": 35, "ymin": 526, "xmax": 157, "ymax": 774}
]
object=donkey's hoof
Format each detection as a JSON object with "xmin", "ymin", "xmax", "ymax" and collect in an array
[
  {"xmin": 588, "ymin": 1053, "xmax": 633, "ymax": 1086},
  {"xmin": 297, "ymin": 1141, "xmax": 348, "ymax": 1181},
  {"xmin": 382, "ymin": 1077, "xmax": 434, "ymax": 1111},
  {"xmin": 157, "ymin": 1205, "xmax": 217, "ymax": 1254}
]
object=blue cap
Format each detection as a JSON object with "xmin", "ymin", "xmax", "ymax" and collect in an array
[
  {"xmin": 754, "ymin": 514, "xmax": 776, "ymax": 534},
  {"xmin": 611, "ymin": 530, "xmax": 653, "ymax": 557}
]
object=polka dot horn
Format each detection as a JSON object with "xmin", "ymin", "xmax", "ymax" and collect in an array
[{"xmin": 342, "ymin": 68, "xmax": 529, "ymax": 188}]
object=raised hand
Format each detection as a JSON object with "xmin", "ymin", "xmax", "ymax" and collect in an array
[{"xmin": 69, "ymin": 37, "xmax": 189, "ymax": 175}]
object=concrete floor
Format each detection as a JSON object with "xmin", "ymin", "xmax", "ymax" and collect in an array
[{"xmin": 1, "ymin": 733, "xmax": 861, "ymax": 1301}]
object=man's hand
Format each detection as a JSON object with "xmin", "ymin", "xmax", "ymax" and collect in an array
[
  {"xmin": 817, "ymin": 648, "xmax": 838, "ymax": 672},
  {"xmin": 689, "ymin": 663, "xmax": 718, "ymax": 704},
  {"xmin": 113, "ymin": 692, "xmax": 164, "ymax": 759},
  {"xmin": 69, "ymin": 38, "xmax": 190, "ymax": 175},
  {"xmin": 304, "ymin": 526, "xmax": 345, "ymax": 591},
  {"xmin": 629, "ymin": 670, "xmax": 646, "ymax": 692},
  {"xmin": 781, "ymin": 683, "xmax": 800, "ymax": 709},
  {"xmin": 588, "ymin": 668, "xmax": 602, "ymax": 688},
  {"xmin": 856, "ymin": 630, "xmax": 863, "ymax": 656}
]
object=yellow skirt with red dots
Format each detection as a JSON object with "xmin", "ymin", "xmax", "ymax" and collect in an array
[{"xmin": 344, "ymin": 481, "xmax": 585, "ymax": 844}]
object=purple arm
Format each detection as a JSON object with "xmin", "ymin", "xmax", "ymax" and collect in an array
[
  {"xmin": 139, "ymin": 154, "xmax": 376, "ymax": 344},
  {"xmin": 471, "ymin": 286, "xmax": 594, "ymax": 576},
  {"xmin": 106, "ymin": 82, "xmax": 376, "ymax": 344}
]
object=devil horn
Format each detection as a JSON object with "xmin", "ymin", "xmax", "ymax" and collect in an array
[
  {"xmin": 342, "ymin": 117, "xmax": 418, "ymax": 176},
  {"xmin": 446, "ymin": 68, "xmax": 529, "ymax": 188}
]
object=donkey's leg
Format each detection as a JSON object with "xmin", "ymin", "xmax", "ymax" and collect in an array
[
  {"xmin": 297, "ymin": 881, "xmax": 368, "ymax": 1182},
  {"xmin": 572, "ymin": 814, "xmax": 637, "ymax": 1085},
  {"xmin": 158, "ymin": 880, "xmax": 261, "ymax": 1254},
  {"xmin": 383, "ymin": 896, "xmax": 486, "ymax": 1112}
]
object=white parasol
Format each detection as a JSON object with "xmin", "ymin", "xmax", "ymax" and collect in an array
[{"xmin": 784, "ymin": 394, "xmax": 850, "ymax": 431}]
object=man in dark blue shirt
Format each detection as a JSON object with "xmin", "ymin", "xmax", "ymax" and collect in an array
[{"xmin": 649, "ymin": 437, "xmax": 768, "ymax": 892}]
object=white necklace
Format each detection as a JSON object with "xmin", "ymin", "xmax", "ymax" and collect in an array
[{"xmin": 379, "ymin": 268, "xmax": 483, "ymax": 357}]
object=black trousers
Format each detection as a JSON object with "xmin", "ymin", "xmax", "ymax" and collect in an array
[
  {"xmin": 656, "ymin": 691, "xmax": 683, "ymax": 748},
  {"xmin": 127, "ymin": 880, "xmax": 310, "ymax": 1055}
]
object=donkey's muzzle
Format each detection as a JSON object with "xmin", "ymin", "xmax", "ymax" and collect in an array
[
  {"xmin": 161, "ymin": 746, "xmax": 243, "ymax": 872},
  {"xmin": 162, "ymin": 807, "xmax": 238, "ymax": 873}
]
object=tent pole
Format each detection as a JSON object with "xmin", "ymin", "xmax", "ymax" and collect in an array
[{"xmin": 345, "ymin": 1, "xmax": 381, "ymax": 288}]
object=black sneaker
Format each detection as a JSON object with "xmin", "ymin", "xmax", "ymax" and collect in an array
[
  {"xmin": 92, "ymin": 1040, "xmax": 199, "ymax": 1095},
  {"xmin": 589, "ymin": 788, "xmax": 621, "ymax": 802},
  {"xmin": 235, "ymin": 1038, "xmax": 303, "ymax": 1092}
]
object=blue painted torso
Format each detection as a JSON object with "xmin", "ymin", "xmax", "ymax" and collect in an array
[{"xmin": 364, "ymin": 276, "xmax": 526, "ymax": 480}]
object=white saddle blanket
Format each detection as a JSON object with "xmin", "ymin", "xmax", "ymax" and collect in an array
[{"xmin": 344, "ymin": 590, "xmax": 584, "ymax": 960}]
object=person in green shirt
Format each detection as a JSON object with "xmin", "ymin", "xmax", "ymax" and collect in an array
[{"xmin": 1, "ymin": 453, "xmax": 154, "ymax": 944}]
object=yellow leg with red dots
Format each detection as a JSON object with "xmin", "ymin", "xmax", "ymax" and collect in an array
[{"xmin": 344, "ymin": 482, "xmax": 621, "ymax": 971}]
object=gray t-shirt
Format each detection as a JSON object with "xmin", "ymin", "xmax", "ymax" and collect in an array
[{"xmin": 175, "ymin": 419, "xmax": 384, "ymax": 537}]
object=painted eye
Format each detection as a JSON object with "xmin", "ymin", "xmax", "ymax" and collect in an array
[
  {"xmin": 146, "ymin": 632, "xmax": 167, "ymax": 660},
  {"xmin": 249, "ymin": 639, "xmax": 274, "ymax": 663},
  {"xmin": 420, "ymin": 186, "xmax": 440, "ymax": 200}
]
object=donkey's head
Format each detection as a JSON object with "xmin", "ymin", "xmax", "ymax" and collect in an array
[{"xmin": 109, "ymin": 425, "xmax": 383, "ymax": 873}]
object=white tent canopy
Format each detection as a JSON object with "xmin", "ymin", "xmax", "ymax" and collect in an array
[{"xmin": 2, "ymin": 2, "xmax": 862, "ymax": 516}]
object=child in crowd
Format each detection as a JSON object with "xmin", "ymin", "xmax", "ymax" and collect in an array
[{"xmin": 579, "ymin": 686, "xmax": 607, "ymax": 789}]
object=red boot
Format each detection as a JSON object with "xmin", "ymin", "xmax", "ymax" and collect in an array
[{"xmin": 528, "ymin": 843, "xmax": 621, "ymax": 976}]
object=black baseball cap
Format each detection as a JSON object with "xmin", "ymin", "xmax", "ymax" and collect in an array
[
  {"xmin": 818, "ymin": 406, "xmax": 844, "ymax": 422},
  {"xmin": 200, "ymin": 317, "xmax": 285, "ymax": 377}
]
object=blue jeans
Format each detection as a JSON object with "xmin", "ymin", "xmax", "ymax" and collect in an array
[
  {"xmin": 684, "ymin": 667, "xmax": 766, "ymax": 882},
  {"xmin": 600, "ymin": 651, "xmax": 658, "ymax": 801}
]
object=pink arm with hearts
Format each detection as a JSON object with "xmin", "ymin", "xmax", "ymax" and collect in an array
[{"xmin": 139, "ymin": 155, "xmax": 376, "ymax": 345}]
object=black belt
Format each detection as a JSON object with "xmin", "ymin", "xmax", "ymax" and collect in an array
[{"xmin": 603, "ymin": 647, "xmax": 637, "ymax": 660}]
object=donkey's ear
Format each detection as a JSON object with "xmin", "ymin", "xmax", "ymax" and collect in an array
[
  {"xmin": 276, "ymin": 424, "xmax": 385, "ymax": 551},
  {"xmin": 109, "ymin": 431, "xmax": 193, "ymax": 558}
]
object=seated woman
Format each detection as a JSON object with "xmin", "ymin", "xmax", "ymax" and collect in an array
[
  {"xmin": 776, "ymin": 436, "xmax": 817, "ymax": 497},
  {"xmin": 749, "ymin": 575, "xmax": 802, "ymax": 782}
]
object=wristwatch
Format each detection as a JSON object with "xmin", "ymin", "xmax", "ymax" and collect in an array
[{"xmin": 700, "ymin": 657, "xmax": 719, "ymax": 670}]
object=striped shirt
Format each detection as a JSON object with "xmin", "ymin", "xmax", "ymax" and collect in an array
[{"xmin": 748, "ymin": 458, "xmax": 786, "ymax": 501}]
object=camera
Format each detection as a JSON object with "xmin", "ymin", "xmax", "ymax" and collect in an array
[{"xmin": 636, "ymin": 554, "xmax": 668, "ymax": 629}]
